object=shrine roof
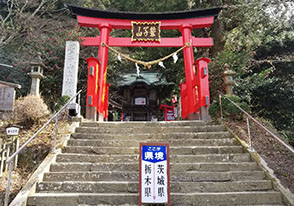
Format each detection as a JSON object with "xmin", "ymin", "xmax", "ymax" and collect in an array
[
  {"xmin": 116, "ymin": 72, "xmax": 173, "ymax": 88},
  {"xmin": 0, "ymin": 80, "xmax": 21, "ymax": 89},
  {"xmin": 67, "ymin": 4, "xmax": 222, "ymax": 20}
]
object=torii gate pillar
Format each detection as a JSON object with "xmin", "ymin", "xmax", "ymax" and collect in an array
[
  {"xmin": 181, "ymin": 24, "xmax": 198, "ymax": 120},
  {"xmin": 97, "ymin": 24, "xmax": 111, "ymax": 121}
]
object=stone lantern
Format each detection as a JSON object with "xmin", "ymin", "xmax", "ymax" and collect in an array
[
  {"xmin": 224, "ymin": 64, "xmax": 236, "ymax": 95},
  {"xmin": 28, "ymin": 54, "xmax": 46, "ymax": 96}
]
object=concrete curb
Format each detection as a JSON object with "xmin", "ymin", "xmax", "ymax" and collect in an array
[
  {"xmin": 224, "ymin": 123, "xmax": 294, "ymax": 206},
  {"xmin": 9, "ymin": 119, "xmax": 80, "ymax": 206}
]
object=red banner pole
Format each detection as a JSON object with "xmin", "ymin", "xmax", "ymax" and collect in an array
[{"xmin": 97, "ymin": 23, "xmax": 112, "ymax": 121}]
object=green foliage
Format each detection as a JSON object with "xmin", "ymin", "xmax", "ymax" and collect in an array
[
  {"xmin": 209, "ymin": 94, "xmax": 249, "ymax": 120},
  {"xmin": 54, "ymin": 95, "xmax": 71, "ymax": 112},
  {"xmin": 208, "ymin": 0, "xmax": 294, "ymax": 135},
  {"xmin": 14, "ymin": 24, "xmax": 87, "ymax": 109}
]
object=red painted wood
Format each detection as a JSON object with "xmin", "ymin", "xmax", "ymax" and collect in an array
[
  {"xmin": 181, "ymin": 24, "xmax": 197, "ymax": 115},
  {"xmin": 196, "ymin": 57, "xmax": 211, "ymax": 107},
  {"xmin": 81, "ymin": 36, "xmax": 213, "ymax": 47},
  {"xmin": 79, "ymin": 13, "xmax": 215, "ymax": 119},
  {"xmin": 85, "ymin": 57, "xmax": 100, "ymax": 107},
  {"xmin": 77, "ymin": 16, "xmax": 214, "ymax": 30},
  {"xmin": 97, "ymin": 24, "xmax": 112, "ymax": 115},
  {"xmin": 180, "ymin": 82, "xmax": 188, "ymax": 119}
]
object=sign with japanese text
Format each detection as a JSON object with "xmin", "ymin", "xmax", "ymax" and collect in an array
[
  {"xmin": 132, "ymin": 21, "xmax": 161, "ymax": 42},
  {"xmin": 6, "ymin": 127, "xmax": 19, "ymax": 136},
  {"xmin": 139, "ymin": 143, "xmax": 170, "ymax": 205},
  {"xmin": 135, "ymin": 97, "xmax": 146, "ymax": 105},
  {"xmin": 167, "ymin": 111, "xmax": 175, "ymax": 121}
]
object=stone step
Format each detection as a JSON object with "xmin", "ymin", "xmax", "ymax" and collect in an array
[
  {"xmin": 78, "ymin": 204, "xmax": 284, "ymax": 206},
  {"xmin": 62, "ymin": 146, "xmax": 244, "ymax": 155},
  {"xmin": 36, "ymin": 180, "xmax": 273, "ymax": 193},
  {"xmin": 27, "ymin": 191, "xmax": 283, "ymax": 206},
  {"xmin": 171, "ymin": 191, "xmax": 283, "ymax": 206},
  {"xmin": 50, "ymin": 162, "xmax": 260, "ymax": 173},
  {"xmin": 43, "ymin": 171, "xmax": 266, "ymax": 182},
  {"xmin": 79, "ymin": 205, "xmax": 138, "ymax": 206},
  {"xmin": 81, "ymin": 120, "xmax": 211, "ymax": 128},
  {"xmin": 75, "ymin": 125, "xmax": 225, "ymax": 134},
  {"xmin": 71, "ymin": 131, "xmax": 231, "ymax": 140},
  {"xmin": 56, "ymin": 153, "xmax": 252, "ymax": 163},
  {"xmin": 67, "ymin": 138, "xmax": 238, "ymax": 147}
]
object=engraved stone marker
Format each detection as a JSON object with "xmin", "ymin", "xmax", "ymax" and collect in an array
[
  {"xmin": 0, "ymin": 87, "xmax": 14, "ymax": 111},
  {"xmin": 62, "ymin": 41, "xmax": 80, "ymax": 116},
  {"xmin": 62, "ymin": 41, "xmax": 80, "ymax": 101}
]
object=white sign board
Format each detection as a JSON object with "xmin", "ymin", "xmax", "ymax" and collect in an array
[
  {"xmin": 6, "ymin": 127, "xmax": 19, "ymax": 136},
  {"xmin": 140, "ymin": 143, "xmax": 169, "ymax": 204},
  {"xmin": 62, "ymin": 41, "xmax": 80, "ymax": 102},
  {"xmin": 135, "ymin": 97, "xmax": 146, "ymax": 105},
  {"xmin": 167, "ymin": 111, "xmax": 175, "ymax": 121}
]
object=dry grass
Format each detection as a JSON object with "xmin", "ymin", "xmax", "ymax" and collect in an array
[
  {"xmin": 225, "ymin": 118, "xmax": 294, "ymax": 193},
  {"xmin": 0, "ymin": 118, "xmax": 69, "ymax": 205}
]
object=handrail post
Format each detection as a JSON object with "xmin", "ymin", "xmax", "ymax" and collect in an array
[
  {"xmin": 218, "ymin": 92, "xmax": 294, "ymax": 154},
  {"xmin": 78, "ymin": 92, "xmax": 81, "ymax": 117},
  {"xmin": 247, "ymin": 117, "xmax": 253, "ymax": 152},
  {"xmin": 219, "ymin": 94, "xmax": 223, "ymax": 120},
  {"xmin": 4, "ymin": 160, "xmax": 14, "ymax": 206},
  {"xmin": 52, "ymin": 115, "xmax": 59, "ymax": 153}
]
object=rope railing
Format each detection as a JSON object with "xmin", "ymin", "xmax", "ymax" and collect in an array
[
  {"xmin": 4, "ymin": 90, "xmax": 82, "ymax": 206},
  {"xmin": 219, "ymin": 92, "xmax": 294, "ymax": 154},
  {"xmin": 102, "ymin": 42, "xmax": 189, "ymax": 69}
]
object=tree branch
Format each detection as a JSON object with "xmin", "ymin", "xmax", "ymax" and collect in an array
[{"xmin": 28, "ymin": 0, "xmax": 46, "ymax": 20}]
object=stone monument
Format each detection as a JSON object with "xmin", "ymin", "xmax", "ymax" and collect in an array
[
  {"xmin": 224, "ymin": 63, "xmax": 236, "ymax": 95},
  {"xmin": 62, "ymin": 41, "xmax": 80, "ymax": 116},
  {"xmin": 0, "ymin": 80, "xmax": 21, "ymax": 119}
]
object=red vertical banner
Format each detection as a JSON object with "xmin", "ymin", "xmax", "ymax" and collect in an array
[
  {"xmin": 180, "ymin": 82, "xmax": 188, "ymax": 119},
  {"xmin": 85, "ymin": 57, "xmax": 100, "ymax": 107},
  {"xmin": 103, "ymin": 83, "xmax": 109, "ymax": 119},
  {"xmin": 196, "ymin": 57, "xmax": 211, "ymax": 107}
]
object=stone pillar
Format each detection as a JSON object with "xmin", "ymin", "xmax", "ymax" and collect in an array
[
  {"xmin": 224, "ymin": 64, "xmax": 236, "ymax": 94},
  {"xmin": 62, "ymin": 41, "xmax": 80, "ymax": 116},
  {"xmin": 28, "ymin": 55, "xmax": 45, "ymax": 97}
]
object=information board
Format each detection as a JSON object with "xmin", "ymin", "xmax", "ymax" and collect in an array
[
  {"xmin": 6, "ymin": 127, "xmax": 19, "ymax": 136},
  {"xmin": 139, "ymin": 143, "xmax": 170, "ymax": 205}
]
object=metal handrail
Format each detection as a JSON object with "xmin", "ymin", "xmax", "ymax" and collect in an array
[
  {"xmin": 4, "ymin": 90, "xmax": 82, "ymax": 206},
  {"xmin": 219, "ymin": 92, "xmax": 294, "ymax": 154}
]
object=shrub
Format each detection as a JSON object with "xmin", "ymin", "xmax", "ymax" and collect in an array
[
  {"xmin": 209, "ymin": 94, "xmax": 249, "ymax": 120},
  {"xmin": 14, "ymin": 95, "xmax": 50, "ymax": 126}
]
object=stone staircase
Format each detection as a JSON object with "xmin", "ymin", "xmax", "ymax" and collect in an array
[{"xmin": 27, "ymin": 121, "xmax": 286, "ymax": 206}]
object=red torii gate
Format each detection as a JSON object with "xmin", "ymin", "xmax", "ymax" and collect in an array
[{"xmin": 68, "ymin": 5, "xmax": 221, "ymax": 121}]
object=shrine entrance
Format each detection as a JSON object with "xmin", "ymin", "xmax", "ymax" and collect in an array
[{"xmin": 67, "ymin": 5, "xmax": 221, "ymax": 121}]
